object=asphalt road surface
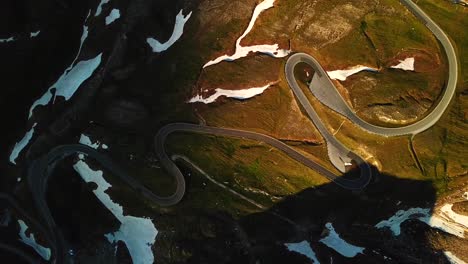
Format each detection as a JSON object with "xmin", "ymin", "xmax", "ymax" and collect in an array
[
  {"xmin": 155, "ymin": 123, "xmax": 372, "ymax": 191},
  {"xmin": 286, "ymin": 0, "xmax": 458, "ymax": 137},
  {"xmin": 21, "ymin": 0, "xmax": 457, "ymax": 263},
  {"xmin": 27, "ymin": 144, "xmax": 186, "ymax": 263}
]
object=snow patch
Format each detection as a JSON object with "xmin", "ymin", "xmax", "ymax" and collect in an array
[
  {"xmin": 28, "ymin": 12, "xmax": 97, "ymax": 119},
  {"xmin": 95, "ymin": 0, "xmax": 111, "ymax": 16},
  {"xmin": 319, "ymin": 223, "xmax": 364, "ymax": 258},
  {"xmin": 440, "ymin": 204, "xmax": 468, "ymax": 228},
  {"xmin": 146, "ymin": 10, "xmax": 192, "ymax": 53},
  {"xmin": 29, "ymin": 53, "xmax": 102, "ymax": 118},
  {"xmin": 72, "ymin": 11, "xmax": 92, "ymax": 67},
  {"xmin": 391, "ymin": 57, "xmax": 415, "ymax": 71},
  {"xmin": 1, "ymin": 30, "xmax": 40, "ymax": 43},
  {"xmin": 53, "ymin": 54, "xmax": 102, "ymax": 100},
  {"xmin": 79, "ymin": 134, "xmax": 109, "ymax": 150},
  {"xmin": 105, "ymin": 9, "xmax": 121, "ymax": 25},
  {"xmin": 444, "ymin": 251, "xmax": 467, "ymax": 264},
  {"xmin": 375, "ymin": 207, "xmax": 467, "ymax": 238},
  {"xmin": 18, "ymin": 220, "xmax": 51, "ymax": 261},
  {"xmin": 203, "ymin": 0, "xmax": 290, "ymax": 68},
  {"xmin": 0, "ymin": 37, "xmax": 15, "ymax": 43},
  {"xmin": 79, "ymin": 134, "xmax": 100, "ymax": 149},
  {"xmin": 423, "ymin": 214, "xmax": 466, "ymax": 238},
  {"xmin": 188, "ymin": 83, "xmax": 273, "ymax": 104},
  {"xmin": 285, "ymin": 241, "xmax": 320, "ymax": 263},
  {"xmin": 73, "ymin": 157, "xmax": 157, "ymax": 264},
  {"xmin": 9, "ymin": 123, "xmax": 37, "ymax": 164},
  {"xmin": 30, "ymin": 31, "xmax": 41, "ymax": 38},
  {"xmin": 327, "ymin": 66, "xmax": 378, "ymax": 81}
]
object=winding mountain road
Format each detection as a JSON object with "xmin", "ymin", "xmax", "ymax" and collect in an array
[
  {"xmin": 27, "ymin": 144, "xmax": 186, "ymax": 263},
  {"xmin": 289, "ymin": 0, "xmax": 458, "ymax": 137},
  {"xmin": 155, "ymin": 123, "xmax": 372, "ymax": 192},
  {"xmin": 22, "ymin": 0, "xmax": 458, "ymax": 263},
  {"xmin": 26, "ymin": 122, "xmax": 373, "ymax": 263}
]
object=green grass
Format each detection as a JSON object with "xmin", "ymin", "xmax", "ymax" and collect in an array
[
  {"xmin": 133, "ymin": 0, "xmax": 467, "ymax": 207},
  {"xmin": 364, "ymin": 12, "xmax": 437, "ymax": 60},
  {"xmin": 166, "ymin": 133, "xmax": 329, "ymax": 205},
  {"xmin": 375, "ymin": 70, "xmax": 430, "ymax": 94},
  {"xmin": 203, "ymin": 18, "xmax": 245, "ymax": 53},
  {"xmin": 320, "ymin": 18, "xmax": 379, "ymax": 67},
  {"xmin": 417, "ymin": 0, "xmax": 468, "ymax": 83},
  {"xmin": 173, "ymin": 160, "xmax": 261, "ymax": 217},
  {"xmin": 409, "ymin": 0, "xmax": 468, "ymax": 196}
]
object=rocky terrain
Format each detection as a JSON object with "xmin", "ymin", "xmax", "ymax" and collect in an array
[{"xmin": 0, "ymin": 0, "xmax": 466, "ymax": 263}]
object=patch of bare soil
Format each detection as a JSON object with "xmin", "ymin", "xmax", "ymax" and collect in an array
[
  {"xmin": 452, "ymin": 201, "xmax": 468, "ymax": 215},
  {"xmin": 195, "ymin": 55, "xmax": 282, "ymax": 97},
  {"xmin": 300, "ymin": 1, "xmax": 375, "ymax": 49},
  {"xmin": 274, "ymin": 89, "xmax": 322, "ymax": 144},
  {"xmin": 195, "ymin": 0, "xmax": 257, "ymax": 58}
]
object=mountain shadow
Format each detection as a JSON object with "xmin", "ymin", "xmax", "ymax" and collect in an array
[
  {"xmin": 0, "ymin": 157, "xmax": 459, "ymax": 264},
  {"xmin": 181, "ymin": 166, "xmax": 455, "ymax": 264}
]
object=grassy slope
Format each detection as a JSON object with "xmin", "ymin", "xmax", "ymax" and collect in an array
[
  {"xmin": 364, "ymin": 9, "xmax": 437, "ymax": 60},
  {"xmin": 190, "ymin": 0, "xmax": 465, "ymax": 197},
  {"xmin": 123, "ymin": 0, "xmax": 466, "ymax": 217},
  {"xmin": 321, "ymin": 0, "xmax": 445, "ymax": 125},
  {"xmin": 331, "ymin": 0, "xmax": 467, "ymax": 195},
  {"xmin": 410, "ymin": 0, "xmax": 468, "ymax": 192},
  {"xmin": 167, "ymin": 133, "xmax": 330, "ymax": 207},
  {"xmin": 335, "ymin": 0, "xmax": 467, "ymax": 194}
]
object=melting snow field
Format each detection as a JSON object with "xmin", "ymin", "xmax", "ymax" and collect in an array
[
  {"xmin": 327, "ymin": 66, "xmax": 378, "ymax": 81},
  {"xmin": 319, "ymin": 223, "xmax": 365, "ymax": 258},
  {"xmin": 28, "ymin": 11, "xmax": 99, "ymax": 119},
  {"xmin": 30, "ymin": 31, "xmax": 41, "ymax": 38},
  {"xmin": 105, "ymin": 9, "xmax": 121, "ymax": 25},
  {"xmin": 203, "ymin": 0, "xmax": 290, "ymax": 68},
  {"xmin": 285, "ymin": 241, "xmax": 320, "ymax": 263},
  {"xmin": 440, "ymin": 204, "xmax": 468, "ymax": 228},
  {"xmin": 18, "ymin": 220, "xmax": 51, "ymax": 261},
  {"xmin": 1, "ymin": 30, "xmax": 40, "ymax": 43},
  {"xmin": 444, "ymin": 251, "xmax": 467, "ymax": 264},
  {"xmin": 320, "ymin": 223, "xmax": 365, "ymax": 258},
  {"xmin": 29, "ymin": 54, "xmax": 102, "ymax": 118},
  {"xmin": 0, "ymin": 37, "xmax": 15, "ymax": 43},
  {"xmin": 79, "ymin": 134, "xmax": 109, "ymax": 149},
  {"xmin": 73, "ymin": 156, "xmax": 157, "ymax": 264},
  {"xmin": 95, "ymin": 0, "xmax": 111, "ymax": 16},
  {"xmin": 375, "ymin": 206, "xmax": 467, "ymax": 238},
  {"xmin": 391, "ymin": 57, "xmax": 415, "ymax": 71},
  {"xmin": 146, "ymin": 10, "xmax": 192, "ymax": 53},
  {"xmin": 9, "ymin": 123, "xmax": 37, "ymax": 164},
  {"xmin": 188, "ymin": 83, "xmax": 273, "ymax": 104},
  {"xmin": 74, "ymin": 13, "xmax": 92, "ymax": 65}
]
